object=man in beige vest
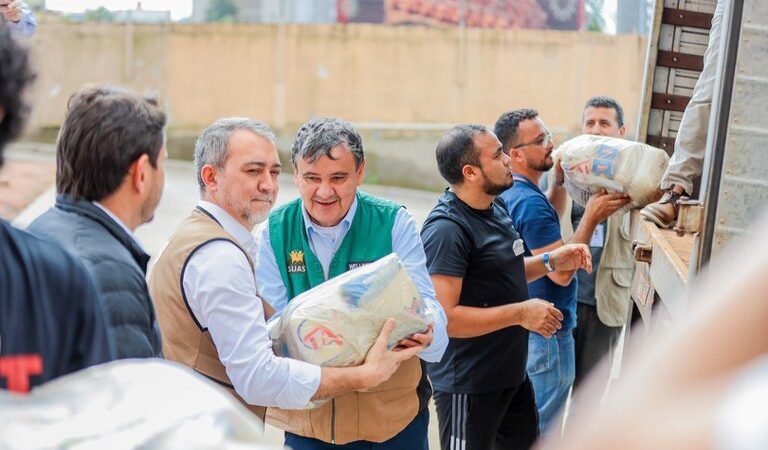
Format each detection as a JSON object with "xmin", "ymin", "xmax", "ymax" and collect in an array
[
  {"xmin": 148, "ymin": 118, "xmax": 424, "ymax": 420},
  {"xmin": 551, "ymin": 96, "xmax": 636, "ymax": 391}
]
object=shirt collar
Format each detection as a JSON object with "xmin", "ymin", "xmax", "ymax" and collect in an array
[
  {"xmin": 197, "ymin": 200, "xmax": 255, "ymax": 249},
  {"xmin": 301, "ymin": 195, "xmax": 358, "ymax": 236},
  {"xmin": 512, "ymin": 173, "xmax": 542, "ymax": 193},
  {"xmin": 92, "ymin": 202, "xmax": 146, "ymax": 251}
]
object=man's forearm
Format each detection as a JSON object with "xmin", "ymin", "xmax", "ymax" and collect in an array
[
  {"xmin": 524, "ymin": 253, "xmax": 550, "ymax": 282},
  {"xmin": 312, "ymin": 366, "xmax": 371, "ymax": 400},
  {"xmin": 548, "ymin": 185, "xmax": 569, "ymax": 219},
  {"xmin": 527, "ymin": 252, "xmax": 577, "ymax": 286},
  {"xmin": 417, "ymin": 309, "xmax": 448, "ymax": 363},
  {"xmin": 569, "ymin": 214, "xmax": 599, "ymax": 247},
  {"xmin": 444, "ymin": 303, "xmax": 525, "ymax": 338}
]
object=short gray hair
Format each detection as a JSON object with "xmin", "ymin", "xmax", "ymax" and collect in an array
[
  {"xmin": 291, "ymin": 117, "xmax": 364, "ymax": 168},
  {"xmin": 194, "ymin": 117, "xmax": 276, "ymax": 191}
]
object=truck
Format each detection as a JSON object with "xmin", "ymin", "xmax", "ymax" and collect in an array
[{"xmin": 629, "ymin": 0, "xmax": 767, "ymax": 333}]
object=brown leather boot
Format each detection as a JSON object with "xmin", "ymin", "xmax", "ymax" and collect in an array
[{"xmin": 640, "ymin": 185, "xmax": 687, "ymax": 228}]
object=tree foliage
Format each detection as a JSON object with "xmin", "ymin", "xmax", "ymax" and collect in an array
[
  {"xmin": 83, "ymin": 6, "xmax": 114, "ymax": 23},
  {"xmin": 585, "ymin": 0, "xmax": 606, "ymax": 32},
  {"xmin": 206, "ymin": 0, "xmax": 238, "ymax": 23}
]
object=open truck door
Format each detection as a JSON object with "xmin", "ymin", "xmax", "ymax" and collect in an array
[{"xmin": 630, "ymin": 0, "xmax": 768, "ymax": 334}]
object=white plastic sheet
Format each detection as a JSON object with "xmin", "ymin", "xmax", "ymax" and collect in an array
[
  {"xmin": 0, "ymin": 360, "xmax": 280, "ymax": 450},
  {"xmin": 270, "ymin": 253, "xmax": 431, "ymax": 369},
  {"xmin": 555, "ymin": 134, "xmax": 670, "ymax": 209}
]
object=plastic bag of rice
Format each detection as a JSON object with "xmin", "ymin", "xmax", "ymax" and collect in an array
[
  {"xmin": 268, "ymin": 253, "xmax": 431, "ymax": 370},
  {"xmin": 554, "ymin": 134, "xmax": 669, "ymax": 209}
]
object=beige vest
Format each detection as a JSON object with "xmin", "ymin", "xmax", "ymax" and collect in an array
[
  {"xmin": 594, "ymin": 212, "xmax": 634, "ymax": 326},
  {"xmin": 559, "ymin": 195, "xmax": 633, "ymax": 327},
  {"xmin": 148, "ymin": 208, "xmax": 275, "ymax": 419},
  {"xmin": 267, "ymin": 358, "xmax": 423, "ymax": 444}
]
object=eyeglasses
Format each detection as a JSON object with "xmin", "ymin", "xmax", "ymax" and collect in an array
[{"xmin": 513, "ymin": 130, "xmax": 553, "ymax": 149}]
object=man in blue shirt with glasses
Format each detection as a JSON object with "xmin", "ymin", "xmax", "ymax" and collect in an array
[{"xmin": 496, "ymin": 109, "xmax": 629, "ymax": 435}]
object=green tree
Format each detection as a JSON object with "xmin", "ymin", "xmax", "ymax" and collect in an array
[
  {"xmin": 83, "ymin": 6, "xmax": 114, "ymax": 22},
  {"xmin": 206, "ymin": 0, "xmax": 238, "ymax": 22},
  {"xmin": 585, "ymin": 0, "xmax": 606, "ymax": 32}
]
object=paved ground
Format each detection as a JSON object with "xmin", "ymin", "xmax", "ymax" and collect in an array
[
  {"xmin": 8, "ymin": 144, "xmax": 444, "ymax": 449},
  {"xmin": 0, "ymin": 159, "xmax": 55, "ymax": 221}
]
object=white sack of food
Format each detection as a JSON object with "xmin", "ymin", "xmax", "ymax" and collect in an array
[
  {"xmin": 269, "ymin": 253, "xmax": 431, "ymax": 369},
  {"xmin": 554, "ymin": 134, "xmax": 670, "ymax": 209},
  {"xmin": 0, "ymin": 360, "xmax": 279, "ymax": 450}
]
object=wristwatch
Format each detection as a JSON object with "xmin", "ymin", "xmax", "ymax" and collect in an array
[{"xmin": 543, "ymin": 252, "xmax": 555, "ymax": 272}]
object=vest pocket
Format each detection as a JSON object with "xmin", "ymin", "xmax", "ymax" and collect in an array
[
  {"xmin": 611, "ymin": 268, "xmax": 633, "ymax": 288},
  {"xmin": 596, "ymin": 267, "xmax": 633, "ymax": 327},
  {"xmin": 357, "ymin": 384, "xmax": 420, "ymax": 441},
  {"xmin": 267, "ymin": 407, "xmax": 315, "ymax": 436}
]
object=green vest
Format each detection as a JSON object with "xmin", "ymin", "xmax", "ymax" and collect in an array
[{"xmin": 269, "ymin": 191, "xmax": 401, "ymax": 301}]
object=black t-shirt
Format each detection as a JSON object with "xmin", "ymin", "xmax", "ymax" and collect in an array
[
  {"xmin": 421, "ymin": 190, "xmax": 530, "ymax": 394},
  {"xmin": 0, "ymin": 220, "xmax": 114, "ymax": 393}
]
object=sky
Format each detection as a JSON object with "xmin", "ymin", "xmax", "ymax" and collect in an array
[
  {"xmin": 604, "ymin": 0, "xmax": 617, "ymax": 34},
  {"xmin": 46, "ymin": 0, "xmax": 193, "ymax": 21},
  {"xmin": 45, "ymin": 0, "xmax": 618, "ymax": 30}
]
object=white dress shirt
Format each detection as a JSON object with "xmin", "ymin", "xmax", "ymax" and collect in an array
[
  {"xmin": 255, "ymin": 197, "xmax": 448, "ymax": 363},
  {"xmin": 182, "ymin": 201, "xmax": 321, "ymax": 408}
]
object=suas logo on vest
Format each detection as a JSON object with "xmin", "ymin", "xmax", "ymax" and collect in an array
[{"xmin": 287, "ymin": 250, "xmax": 307, "ymax": 273}]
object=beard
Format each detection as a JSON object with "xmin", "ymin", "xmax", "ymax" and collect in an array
[
  {"xmin": 527, "ymin": 154, "xmax": 554, "ymax": 172},
  {"xmin": 222, "ymin": 189, "xmax": 272, "ymax": 228},
  {"xmin": 241, "ymin": 207, "xmax": 269, "ymax": 228},
  {"xmin": 481, "ymin": 168, "xmax": 514, "ymax": 196}
]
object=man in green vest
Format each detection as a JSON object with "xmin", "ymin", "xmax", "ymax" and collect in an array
[{"xmin": 256, "ymin": 117, "xmax": 449, "ymax": 449}]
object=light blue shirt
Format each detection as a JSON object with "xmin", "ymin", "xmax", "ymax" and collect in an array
[
  {"xmin": 7, "ymin": 2, "xmax": 36, "ymax": 38},
  {"xmin": 255, "ymin": 196, "xmax": 448, "ymax": 363}
]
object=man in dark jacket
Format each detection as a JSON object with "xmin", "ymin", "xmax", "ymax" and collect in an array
[
  {"xmin": 0, "ymin": 21, "xmax": 113, "ymax": 392},
  {"xmin": 27, "ymin": 86, "xmax": 167, "ymax": 359}
]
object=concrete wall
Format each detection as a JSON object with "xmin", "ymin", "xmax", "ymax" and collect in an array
[
  {"xmin": 25, "ymin": 21, "xmax": 647, "ymax": 189},
  {"xmin": 28, "ymin": 22, "xmax": 169, "ymax": 130}
]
